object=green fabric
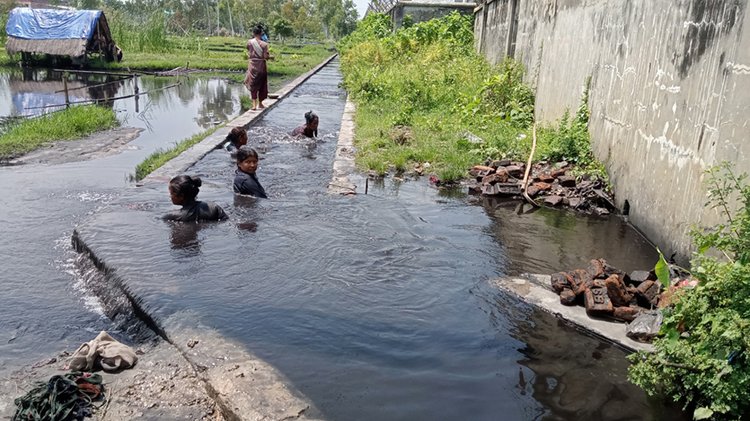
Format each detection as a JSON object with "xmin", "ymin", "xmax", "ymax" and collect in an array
[{"xmin": 13, "ymin": 372, "xmax": 105, "ymax": 421}]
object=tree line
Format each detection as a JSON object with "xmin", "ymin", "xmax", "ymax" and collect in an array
[{"xmin": 71, "ymin": 0, "xmax": 358, "ymax": 40}]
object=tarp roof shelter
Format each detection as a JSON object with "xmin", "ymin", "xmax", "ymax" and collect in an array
[{"xmin": 5, "ymin": 7, "xmax": 121, "ymax": 61}]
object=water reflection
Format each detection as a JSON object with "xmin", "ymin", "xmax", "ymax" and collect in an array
[
  {"xmin": 0, "ymin": 67, "xmax": 243, "ymax": 140},
  {"xmin": 168, "ymin": 222, "xmax": 203, "ymax": 254},
  {"xmin": 481, "ymin": 196, "xmax": 658, "ymax": 275}
]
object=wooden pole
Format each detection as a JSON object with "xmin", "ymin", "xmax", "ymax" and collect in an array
[
  {"xmin": 63, "ymin": 72, "xmax": 70, "ymax": 109},
  {"xmin": 521, "ymin": 123, "xmax": 540, "ymax": 207}
]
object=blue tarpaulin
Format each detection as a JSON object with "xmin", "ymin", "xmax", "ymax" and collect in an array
[{"xmin": 6, "ymin": 8, "xmax": 102, "ymax": 40}]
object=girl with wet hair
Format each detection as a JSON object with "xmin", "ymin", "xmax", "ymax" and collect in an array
[
  {"xmin": 233, "ymin": 146, "xmax": 268, "ymax": 198},
  {"xmin": 164, "ymin": 175, "xmax": 228, "ymax": 222},
  {"xmin": 223, "ymin": 126, "xmax": 248, "ymax": 153},
  {"xmin": 291, "ymin": 110, "xmax": 319, "ymax": 138}
]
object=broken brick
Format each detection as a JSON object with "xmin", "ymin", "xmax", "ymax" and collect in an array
[{"xmin": 605, "ymin": 274, "xmax": 633, "ymax": 307}]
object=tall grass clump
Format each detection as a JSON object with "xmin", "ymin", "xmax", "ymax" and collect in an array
[
  {"xmin": 106, "ymin": 9, "xmax": 171, "ymax": 53},
  {"xmin": 339, "ymin": 12, "xmax": 604, "ymax": 182},
  {"xmin": 0, "ymin": 105, "xmax": 118, "ymax": 159}
]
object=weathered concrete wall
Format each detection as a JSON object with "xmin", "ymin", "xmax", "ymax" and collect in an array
[
  {"xmin": 474, "ymin": 0, "xmax": 750, "ymax": 260},
  {"xmin": 390, "ymin": 1, "xmax": 476, "ymax": 29}
]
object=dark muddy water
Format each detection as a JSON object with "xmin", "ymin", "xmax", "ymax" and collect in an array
[
  {"xmin": 73, "ymin": 61, "xmax": 683, "ymax": 420},
  {"xmin": 0, "ymin": 66, "xmax": 244, "ymax": 372}
]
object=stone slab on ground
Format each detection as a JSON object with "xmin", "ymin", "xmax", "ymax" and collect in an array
[
  {"xmin": 142, "ymin": 54, "xmax": 338, "ymax": 186},
  {"xmin": 0, "ymin": 339, "xmax": 222, "ymax": 420},
  {"xmin": 491, "ymin": 274, "xmax": 654, "ymax": 352},
  {"xmin": 164, "ymin": 313, "xmax": 322, "ymax": 421}
]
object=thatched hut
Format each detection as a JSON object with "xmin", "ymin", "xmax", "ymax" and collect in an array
[{"xmin": 5, "ymin": 7, "xmax": 122, "ymax": 63}]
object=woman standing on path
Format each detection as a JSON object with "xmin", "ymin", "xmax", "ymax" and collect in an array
[{"xmin": 244, "ymin": 26, "xmax": 272, "ymax": 111}]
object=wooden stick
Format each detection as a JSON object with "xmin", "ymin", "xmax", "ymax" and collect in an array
[
  {"xmin": 52, "ymin": 68, "xmax": 133, "ymax": 76},
  {"xmin": 24, "ymin": 82, "xmax": 181, "ymax": 110},
  {"xmin": 53, "ymin": 75, "xmax": 133, "ymax": 94},
  {"xmin": 521, "ymin": 123, "xmax": 540, "ymax": 207}
]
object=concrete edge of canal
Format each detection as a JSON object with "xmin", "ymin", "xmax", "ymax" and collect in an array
[
  {"xmin": 140, "ymin": 53, "xmax": 339, "ymax": 186},
  {"xmin": 492, "ymin": 274, "xmax": 654, "ymax": 353},
  {"xmin": 328, "ymin": 97, "xmax": 357, "ymax": 195}
]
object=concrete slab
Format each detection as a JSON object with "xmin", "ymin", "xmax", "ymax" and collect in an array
[
  {"xmin": 141, "ymin": 53, "xmax": 339, "ymax": 185},
  {"xmin": 328, "ymin": 97, "xmax": 357, "ymax": 195},
  {"xmin": 164, "ymin": 312, "xmax": 322, "ymax": 421},
  {"xmin": 491, "ymin": 274, "xmax": 654, "ymax": 352}
]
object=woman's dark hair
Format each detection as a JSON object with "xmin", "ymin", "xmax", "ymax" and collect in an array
[
  {"xmin": 304, "ymin": 110, "xmax": 318, "ymax": 125},
  {"xmin": 226, "ymin": 126, "xmax": 246, "ymax": 146},
  {"xmin": 236, "ymin": 145, "xmax": 259, "ymax": 163},
  {"xmin": 169, "ymin": 175, "xmax": 202, "ymax": 201},
  {"xmin": 252, "ymin": 26, "xmax": 263, "ymax": 36}
]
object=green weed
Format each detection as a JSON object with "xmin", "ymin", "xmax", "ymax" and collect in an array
[
  {"xmin": 0, "ymin": 106, "xmax": 118, "ymax": 159},
  {"xmin": 135, "ymin": 126, "xmax": 220, "ymax": 180}
]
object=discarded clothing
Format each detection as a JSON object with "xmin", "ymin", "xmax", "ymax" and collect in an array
[
  {"xmin": 13, "ymin": 371, "xmax": 104, "ymax": 421},
  {"xmin": 68, "ymin": 331, "xmax": 137, "ymax": 372},
  {"xmin": 163, "ymin": 200, "xmax": 228, "ymax": 222},
  {"xmin": 233, "ymin": 169, "xmax": 267, "ymax": 198}
]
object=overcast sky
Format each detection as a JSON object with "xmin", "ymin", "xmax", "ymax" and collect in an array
[{"xmin": 353, "ymin": 0, "xmax": 369, "ymax": 18}]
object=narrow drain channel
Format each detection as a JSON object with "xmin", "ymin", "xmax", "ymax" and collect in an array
[{"xmin": 73, "ymin": 58, "xmax": 685, "ymax": 420}]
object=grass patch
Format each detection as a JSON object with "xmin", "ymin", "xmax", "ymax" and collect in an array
[
  {"xmin": 135, "ymin": 126, "xmax": 220, "ymax": 180},
  {"xmin": 0, "ymin": 105, "xmax": 118, "ymax": 159},
  {"xmin": 239, "ymin": 95, "xmax": 252, "ymax": 112},
  {"xmin": 339, "ymin": 13, "xmax": 606, "ymax": 183}
]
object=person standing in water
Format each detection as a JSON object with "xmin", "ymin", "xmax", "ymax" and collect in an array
[
  {"xmin": 233, "ymin": 146, "xmax": 268, "ymax": 198},
  {"xmin": 164, "ymin": 175, "xmax": 228, "ymax": 222},
  {"xmin": 291, "ymin": 110, "xmax": 319, "ymax": 138},
  {"xmin": 244, "ymin": 26, "xmax": 272, "ymax": 111}
]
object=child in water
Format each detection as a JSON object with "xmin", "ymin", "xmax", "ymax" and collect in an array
[
  {"xmin": 291, "ymin": 110, "xmax": 318, "ymax": 138},
  {"xmin": 223, "ymin": 126, "xmax": 248, "ymax": 153},
  {"xmin": 233, "ymin": 146, "xmax": 268, "ymax": 198},
  {"xmin": 164, "ymin": 175, "xmax": 228, "ymax": 222}
]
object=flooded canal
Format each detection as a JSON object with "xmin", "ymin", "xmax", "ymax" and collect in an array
[
  {"xmin": 70, "ymin": 60, "xmax": 684, "ymax": 420},
  {"xmin": 0, "ymin": 66, "xmax": 245, "ymax": 372}
]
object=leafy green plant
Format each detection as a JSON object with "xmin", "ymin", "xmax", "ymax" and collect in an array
[{"xmin": 628, "ymin": 162, "xmax": 750, "ymax": 420}]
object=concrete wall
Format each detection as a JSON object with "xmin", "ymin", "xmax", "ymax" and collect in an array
[
  {"xmin": 390, "ymin": 1, "xmax": 476, "ymax": 29},
  {"xmin": 474, "ymin": 0, "xmax": 750, "ymax": 261}
]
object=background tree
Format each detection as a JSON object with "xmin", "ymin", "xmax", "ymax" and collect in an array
[{"xmin": 272, "ymin": 17, "xmax": 293, "ymax": 42}]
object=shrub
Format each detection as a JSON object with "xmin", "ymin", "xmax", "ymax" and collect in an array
[{"xmin": 628, "ymin": 162, "xmax": 750, "ymax": 420}]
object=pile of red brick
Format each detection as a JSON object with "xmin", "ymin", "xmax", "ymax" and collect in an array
[
  {"xmin": 466, "ymin": 161, "xmax": 614, "ymax": 215},
  {"xmin": 550, "ymin": 259, "xmax": 663, "ymax": 322}
]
